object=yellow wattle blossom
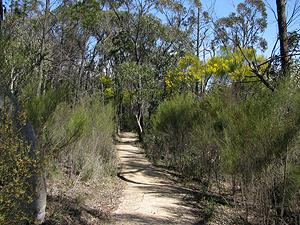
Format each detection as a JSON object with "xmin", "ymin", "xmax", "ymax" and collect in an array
[
  {"xmin": 100, "ymin": 76, "xmax": 112, "ymax": 87},
  {"xmin": 104, "ymin": 87, "xmax": 114, "ymax": 97},
  {"xmin": 166, "ymin": 47, "xmax": 268, "ymax": 95},
  {"xmin": 165, "ymin": 54, "xmax": 205, "ymax": 94},
  {"xmin": 204, "ymin": 47, "xmax": 268, "ymax": 82}
]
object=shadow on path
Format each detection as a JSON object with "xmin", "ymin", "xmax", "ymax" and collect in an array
[{"xmin": 111, "ymin": 132, "xmax": 200, "ymax": 225}]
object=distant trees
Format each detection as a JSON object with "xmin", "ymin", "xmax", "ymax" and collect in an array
[
  {"xmin": 213, "ymin": 0, "xmax": 268, "ymax": 51},
  {"xmin": 1, "ymin": 0, "xmax": 223, "ymax": 136},
  {"xmin": 146, "ymin": 68, "xmax": 300, "ymax": 224},
  {"xmin": 0, "ymin": 0, "xmax": 295, "ymax": 107},
  {"xmin": 1, "ymin": 0, "xmax": 300, "ymax": 223},
  {"xmin": 212, "ymin": 0, "xmax": 295, "ymax": 91},
  {"xmin": 145, "ymin": 0, "xmax": 300, "ymax": 224},
  {"xmin": 114, "ymin": 62, "xmax": 156, "ymax": 139}
]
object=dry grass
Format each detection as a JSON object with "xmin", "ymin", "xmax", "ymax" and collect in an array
[
  {"xmin": 44, "ymin": 169, "xmax": 124, "ymax": 225},
  {"xmin": 42, "ymin": 95, "xmax": 122, "ymax": 224}
]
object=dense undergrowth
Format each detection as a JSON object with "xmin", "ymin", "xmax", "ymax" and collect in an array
[
  {"xmin": 0, "ymin": 97, "xmax": 44, "ymax": 224},
  {"xmin": 144, "ymin": 79, "xmax": 300, "ymax": 224},
  {"xmin": 43, "ymin": 94, "xmax": 117, "ymax": 182},
  {"xmin": 19, "ymin": 89, "xmax": 117, "ymax": 224},
  {"xmin": 40, "ymin": 93, "xmax": 119, "ymax": 224}
]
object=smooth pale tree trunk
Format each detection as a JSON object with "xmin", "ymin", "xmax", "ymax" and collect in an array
[
  {"xmin": 0, "ymin": 84, "xmax": 47, "ymax": 224},
  {"xmin": 135, "ymin": 104, "xmax": 144, "ymax": 141}
]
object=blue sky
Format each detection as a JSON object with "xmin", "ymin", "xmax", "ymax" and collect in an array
[
  {"xmin": 210, "ymin": 0, "xmax": 300, "ymax": 57},
  {"xmin": 47, "ymin": 0, "xmax": 299, "ymax": 58}
]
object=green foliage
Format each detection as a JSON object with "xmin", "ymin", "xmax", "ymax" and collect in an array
[
  {"xmin": 1, "ymin": 2, "xmax": 51, "ymax": 95},
  {"xmin": 188, "ymin": 108, "xmax": 221, "ymax": 187},
  {"xmin": 115, "ymin": 62, "xmax": 156, "ymax": 107},
  {"xmin": 220, "ymin": 90, "xmax": 276, "ymax": 181},
  {"xmin": 23, "ymin": 84, "xmax": 69, "ymax": 137},
  {"xmin": 146, "ymin": 75, "xmax": 300, "ymax": 222},
  {"xmin": 146, "ymin": 92, "xmax": 221, "ymax": 185},
  {"xmin": 75, "ymin": 194, "xmax": 84, "ymax": 205},
  {"xmin": 154, "ymin": 94, "xmax": 198, "ymax": 134},
  {"xmin": 70, "ymin": 0, "xmax": 102, "ymax": 31},
  {"xmin": 0, "ymin": 101, "xmax": 43, "ymax": 224},
  {"xmin": 208, "ymin": 79, "xmax": 300, "ymax": 221},
  {"xmin": 45, "ymin": 93, "xmax": 117, "ymax": 181},
  {"xmin": 111, "ymin": 30, "xmax": 135, "ymax": 57},
  {"xmin": 65, "ymin": 104, "xmax": 87, "ymax": 143},
  {"xmin": 149, "ymin": 94, "xmax": 200, "ymax": 171},
  {"xmin": 114, "ymin": 62, "xmax": 157, "ymax": 135},
  {"xmin": 214, "ymin": 0, "xmax": 267, "ymax": 51},
  {"xmin": 219, "ymin": 79, "xmax": 300, "ymax": 182}
]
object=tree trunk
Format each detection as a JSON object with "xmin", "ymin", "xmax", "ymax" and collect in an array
[
  {"xmin": 0, "ymin": 85, "xmax": 47, "ymax": 224},
  {"xmin": 75, "ymin": 50, "xmax": 86, "ymax": 106},
  {"xmin": 276, "ymin": 0, "xmax": 289, "ymax": 74},
  {"xmin": 196, "ymin": 7, "xmax": 200, "ymax": 58},
  {"xmin": 37, "ymin": 0, "xmax": 50, "ymax": 97},
  {"xmin": 0, "ymin": 0, "xmax": 3, "ymax": 33},
  {"xmin": 135, "ymin": 111, "xmax": 143, "ymax": 141}
]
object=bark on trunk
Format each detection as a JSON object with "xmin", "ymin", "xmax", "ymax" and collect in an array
[
  {"xmin": 0, "ymin": 84, "xmax": 47, "ymax": 224},
  {"xmin": 276, "ymin": 0, "xmax": 290, "ymax": 74},
  {"xmin": 196, "ymin": 7, "xmax": 200, "ymax": 58},
  {"xmin": 0, "ymin": 0, "xmax": 3, "ymax": 32},
  {"xmin": 37, "ymin": 0, "xmax": 50, "ymax": 97}
]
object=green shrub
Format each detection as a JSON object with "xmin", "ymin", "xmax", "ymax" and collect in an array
[
  {"xmin": 23, "ymin": 84, "xmax": 69, "ymax": 137},
  {"xmin": 189, "ymin": 114, "xmax": 221, "ymax": 188},
  {"xmin": 153, "ymin": 94, "xmax": 197, "ymax": 134},
  {"xmin": 147, "ymin": 94, "xmax": 200, "ymax": 172},
  {"xmin": 0, "ymin": 101, "xmax": 43, "ymax": 224},
  {"xmin": 146, "ymin": 79, "xmax": 300, "ymax": 222},
  {"xmin": 45, "ymin": 93, "xmax": 117, "ymax": 182},
  {"xmin": 214, "ymin": 80, "xmax": 300, "ymax": 222}
]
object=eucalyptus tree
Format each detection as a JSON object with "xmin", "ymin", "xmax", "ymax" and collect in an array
[
  {"xmin": 49, "ymin": 2, "xmax": 84, "ymax": 90},
  {"xmin": 187, "ymin": 0, "xmax": 215, "ymax": 61},
  {"xmin": 99, "ymin": 0, "xmax": 194, "ymax": 136},
  {"xmin": 109, "ymin": 0, "xmax": 193, "ymax": 66},
  {"xmin": 276, "ymin": 0, "xmax": 290, "ymax": 74},
  {"xmin": 48, "ymin": 0, "xmax": 105, "ymax": 103},
  {"xmin": 115, "ymin": 62, "xmax": 156, "ymax": 139},
  {"xmin": 211, "ymin": 0, "xmax": 275, "ymax": 91},
  {"xmin": 213, "ymin": 0, "xmax": 298, "ymax": 91},
  {"xmin": 1, "ymin": 0, "xmax": 46, "ymax": 95},
  {"xmin": 108, "ymin": 12, "xmax": 171, "ymax": 135},
  {"xmin": 155, "ymin": 0, "xmax": 194, "ymax": 30},
  {"xmin": 213, "ymin": 0, "xmax": 268, "ymax": 51},
  {"xmin": 37, "ymin": 0, "xmax": 50, "ymax": 97}
]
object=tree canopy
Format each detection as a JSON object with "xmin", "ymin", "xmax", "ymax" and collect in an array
[{"xmin": 1, "ymin": 0, "xmax": 300, "ymax": 223}]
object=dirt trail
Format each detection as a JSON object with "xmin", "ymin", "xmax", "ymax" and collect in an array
[{"xmin": 111, "ymin": 132, "xmax": 198, "ymax": 225}]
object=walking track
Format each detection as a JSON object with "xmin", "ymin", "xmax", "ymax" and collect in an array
[{"xmin": 111, "ymin": 132, "xmax": 199, "ymax": 225}]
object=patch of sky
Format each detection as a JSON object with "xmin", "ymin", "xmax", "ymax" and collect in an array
[
  {"xmin": 213, "ymin": 0, "xmax": 300, "ymax": 58},
  {"xmin": 16, "ymin": 0, "xmax": 299, "ymax": 61}
]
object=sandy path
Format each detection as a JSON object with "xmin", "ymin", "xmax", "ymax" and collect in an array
[{"xmin": 111, "ymin": 132, "xmax": 198, "ymax": 225}]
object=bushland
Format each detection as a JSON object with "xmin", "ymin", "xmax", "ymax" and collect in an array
[{"xmin": 145, "ymin": 79, "xmax": 300, "ymax": 224}]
